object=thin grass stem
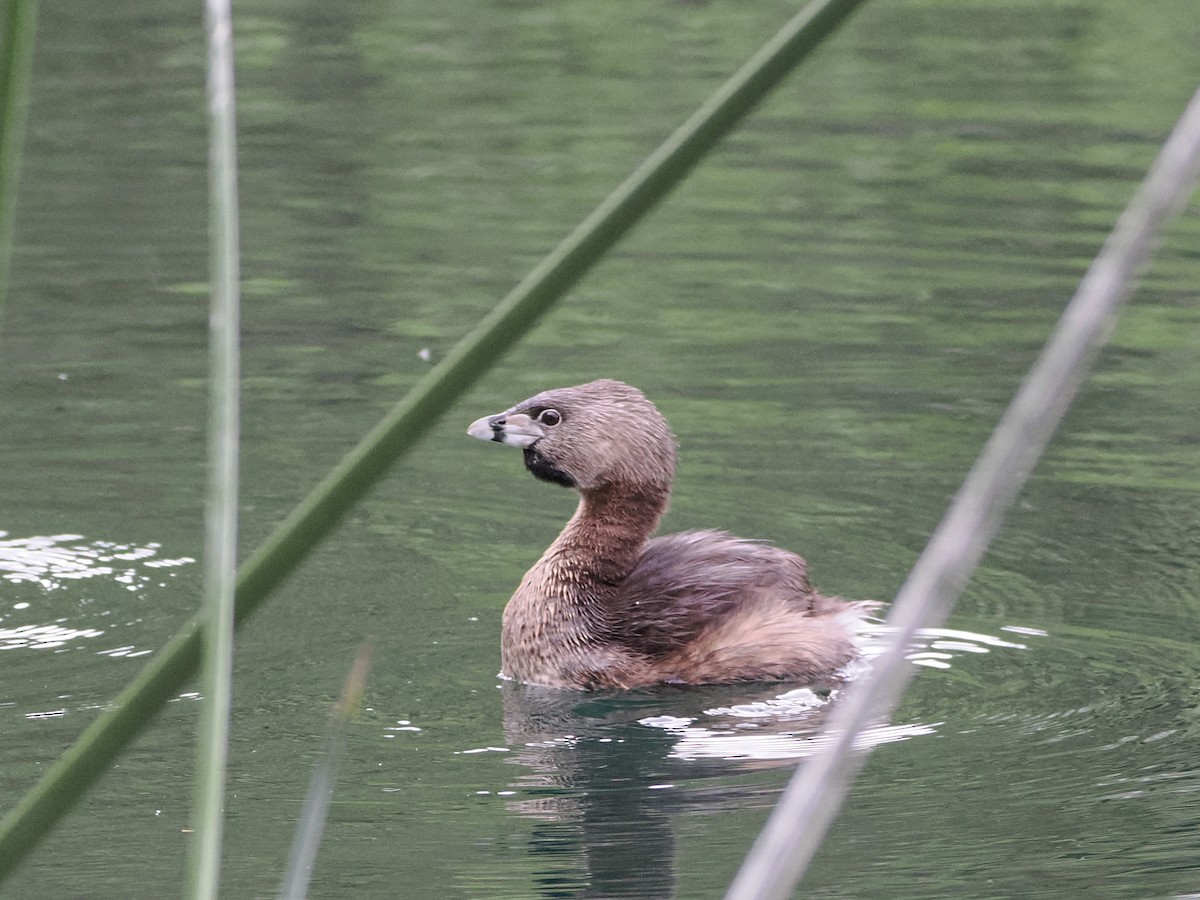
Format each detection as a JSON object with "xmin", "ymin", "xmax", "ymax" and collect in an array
[
  {"xmin": 723, "ymin": 83, "xmax": 1200, "ymax": 900},
  {"xmin": 0, "ymin": 0, "xmax": 39, "ymax": 328},
  {"xmin": 277, "ymin": 645, "xmax": 372, "ymax": 900},
  {"xmin": 0, "ymin": 0, "xmax": 868, "ymax": 877},
  {"xmin": 185, "ymin": 0, "xmax": 242, "ymax": 898}
]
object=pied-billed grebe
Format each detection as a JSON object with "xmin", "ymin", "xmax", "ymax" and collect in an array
[{"xmin": 468, "ymin": 379, "xmax": 875, "ymax": 690}]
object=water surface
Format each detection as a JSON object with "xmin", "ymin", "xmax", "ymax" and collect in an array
[{"xmin": 2, "ymin": 0, "xmax": 1199, "ymax": 897}]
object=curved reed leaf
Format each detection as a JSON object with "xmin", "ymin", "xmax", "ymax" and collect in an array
[{"xmin": 0, "ymin": 0, "xmax": 869, "ymax": 878}]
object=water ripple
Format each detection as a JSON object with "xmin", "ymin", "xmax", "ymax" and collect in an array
[
  {"xmin": 636, "ymin": 624, "xmax": 1034, "ymax": 761},
  {"xmin": 0, "ymin": 531, "xmax": 194, "ymax": 655}
]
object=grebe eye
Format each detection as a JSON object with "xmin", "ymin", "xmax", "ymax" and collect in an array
[{"xmin": 538, "ymin": 408, "xmax": 561, "ymax": 426}]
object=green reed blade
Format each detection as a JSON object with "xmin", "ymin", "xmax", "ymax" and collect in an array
[
  {"xmin": 0, "ymin": 0, "xmax": 869, "ymax": 878},
  {"xmin": 0, "ymin": 0, "xmax": 39, "ymax": 327},
  {"xmin": 185, "ymin": 0, "xmax": 243, "ymax": 898}
]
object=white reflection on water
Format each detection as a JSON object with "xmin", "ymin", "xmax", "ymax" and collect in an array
[
  {"xmin": 904, "ymin": 626, "xmax": 1031, "ymax": 670},
  {"xmin": 0, "ymin": 531, "xmax": 193, "ymax": 654},
  {"xmin": 642, "ymin": 711, "xmax": 939, "ymax": 762},
  {"xmin": 0, "ymin": 622, "xmax": 106, "ymax": 651},
  {"xmin": 637, "ymin": 624, "xmax": 1039, "ymax": 761}
]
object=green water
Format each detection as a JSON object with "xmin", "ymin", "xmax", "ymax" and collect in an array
[{"xmin": 3, "ymin": 0, "xmax": 1199, "ymax": 896}]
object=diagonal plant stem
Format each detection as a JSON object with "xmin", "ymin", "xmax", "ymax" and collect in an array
[
  {"xmin": 0, "ymin": 0, "xmax": 40, "ymax": 330},
  {"xmin": 0, "ymin": 0, "xmax": 870, "ymax": 878},
  {"xmin": 276, "ymin": 645, "xmax": 372, "ymax": 900},
  {"xmin": 186, "ymin": 0, "xmax": 242, "ymax": 898},
  {"xmin": 724, "ymin": 82, "xmax": 1200, "ymax": 900}
]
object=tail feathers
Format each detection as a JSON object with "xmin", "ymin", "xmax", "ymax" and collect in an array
[{"xmin": 661, "ymin": 599, "xmax": 878, "ymax": 685}]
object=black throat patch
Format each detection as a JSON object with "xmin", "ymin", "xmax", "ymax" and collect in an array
[{"xmin": 523, "ymin": 447, "xmax": 576, "ymax": 488}]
